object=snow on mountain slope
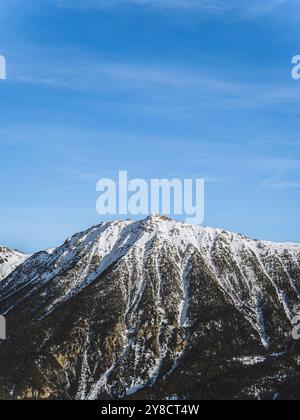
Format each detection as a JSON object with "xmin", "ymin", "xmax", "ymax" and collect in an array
[
  {"xmin": 0, "ymin": 247, "xmax": 28, "ymax": 281},
  {"xmin": 0, "ymin": 215, "xmax": 300, "ymax": 400}
]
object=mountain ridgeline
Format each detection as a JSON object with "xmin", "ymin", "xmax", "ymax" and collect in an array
[{"xmin": 0, "ymin": 215, "xmax": 300, "ymax": 400}]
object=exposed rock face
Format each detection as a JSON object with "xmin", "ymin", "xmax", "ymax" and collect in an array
[
  {"xmin": 0, "ymin": 215, "xmax": 300, "ymax": 400},
  {"xmin": 0, "ymin": 247, "xmax": 28, "ymax": 281}
]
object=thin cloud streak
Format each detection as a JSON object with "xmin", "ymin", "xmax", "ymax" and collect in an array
[
  {"xmin": 9, "ymin": 47, "xmax": 300, "ymax": 115},
  {"xmin": 58, "ymin": 0, "xmax": 287, "ymax": 18},
  {"xmin": 264, "ymin": 182, "xmax": 300, "ymax": 189}
]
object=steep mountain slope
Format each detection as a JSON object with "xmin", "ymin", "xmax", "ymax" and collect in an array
[
  {"xmin": 0, "ymin": 247, "xmax": 28, "ymax": 281},
  {"xmin": 0, "ymin": 215, "xmax": 300, "ymax": 400}
]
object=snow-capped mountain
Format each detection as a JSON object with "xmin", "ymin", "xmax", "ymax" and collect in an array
[
  {"xmin": 0, "ymin": 247, "xmax": 28, "ymax": 281},
  {"xmin": 0, "ymin": 215, "xmax": 300, "ymax": 400}
]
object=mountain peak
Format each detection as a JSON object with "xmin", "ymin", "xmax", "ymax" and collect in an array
[
  {"xmin": 0, "ymin": 217, "xmax": 300, "ymax": 399},
  {"xmin": 0, "ymin": 246, "xmax": 28, "ymax": 281},
  {"xmin": 145, "ymin": 213, "xmax": 172, "ymax": 222}
]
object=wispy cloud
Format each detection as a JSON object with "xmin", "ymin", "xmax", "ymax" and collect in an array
[
  {"xmin": 58, "ymin": 0, "xmax": 287, "ymax": 18},
  {"xmin": 263, "ymin": 181, "xmax": 300, "ymax": 190},
  {"xmin": 15, "ymin": 59, "xmax": 242, "ymax": 96},
  {"xmin": 10, "ymin": 46, "xmax": 300, "ymax": 117}
]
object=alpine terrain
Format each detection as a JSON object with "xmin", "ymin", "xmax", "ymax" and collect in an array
[
  {"xmin": 0, "ymin": 215, "xmax": 300, "ymax": 400},
  {"xmin": 0, "ymin": 247, "xmax": 28, "ymax": 282}
]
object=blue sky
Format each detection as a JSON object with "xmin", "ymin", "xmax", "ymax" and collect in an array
[{"xmin": 0, "ymin": 0, "xmax": 300, "ymax": 252}]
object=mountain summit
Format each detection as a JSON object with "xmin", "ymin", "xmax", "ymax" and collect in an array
[
  {"xmin": 0, "ymin": 216, "xmax": 300, "ymax": 400},
  {"xmin": 0, "ymin": 247, "xmax": 28, "ymax": 281}
]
